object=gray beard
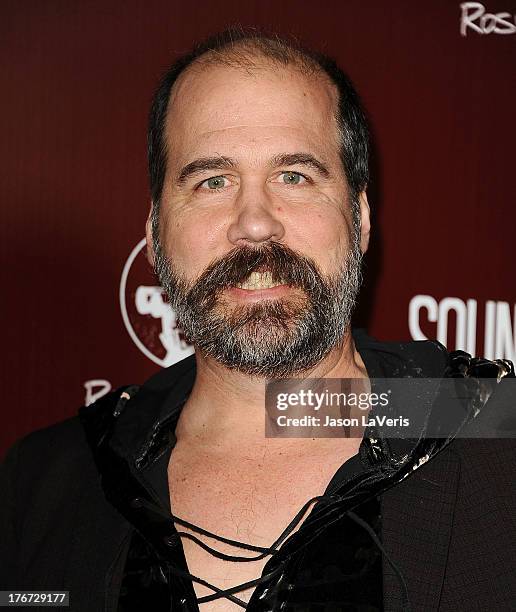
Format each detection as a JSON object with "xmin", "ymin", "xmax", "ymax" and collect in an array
[{"xmin": 152, "ymin": 230, "xmax": 363, "ymax": 379}]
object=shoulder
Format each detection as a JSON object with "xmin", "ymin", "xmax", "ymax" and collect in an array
[
  {"xmin": 1, "ymin": 417, "xmax": 102, "ymax": 512},
  {"xmin": 2, "ymin": 386, "xmax": 132, "ymax": 491},
  {"xmin": 450, "ymin": 371, "xmax": 516, "ymax": 459},
  {"xmin": 3, "ymin": 416, "xmax": 89, "ymax": 472},
  {"xmin": 433, "ymin": 351, "xmax": 516, "ymax": 495},
  {"xmin": 352, "ymin": 327, "xmax": 449, "ymax": 377},
  {"xmin": 1, "ymin": 404, "xmax": 134, "ymax": 591},
  {"xmin": 0, "ymin": 415, "xmax": 105, "ymax": 562}
]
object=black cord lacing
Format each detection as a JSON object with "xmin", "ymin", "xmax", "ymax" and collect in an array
[
  {"xmin": 137, "ymin": 493, "xmax": 334, "ymax": 606},
  {"xmin": 136, "ymin": 493, "xmax": 411, "ymax": 610},
  {"xmin": 167, "ymin": 550, "xmax": 298, "ymax": 607},
  {"xmin": 139, "ymin": 493, "xmax": 333, "ymax": 561}
]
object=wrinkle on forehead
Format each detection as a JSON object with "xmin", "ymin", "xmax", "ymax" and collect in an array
[
  {"xmin": 197, "ymin": 124, "xmax": 324, "ymax": 139},
  {"xmin": 166, "ymin": 61, "xmax": 339, "ymax": 135}
]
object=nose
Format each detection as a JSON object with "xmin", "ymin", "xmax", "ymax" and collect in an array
[{"xmin": 226, "ymin": 184, "xmax": 285, "ymax": 246}]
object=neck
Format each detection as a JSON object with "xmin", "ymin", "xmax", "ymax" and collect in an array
[{"xmin": 175, "ymin": 329, "xmax": 369, "ymax": 449}]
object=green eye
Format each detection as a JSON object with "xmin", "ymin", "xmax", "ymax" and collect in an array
[
  {"xmin": 282, "ymin": 172, "xmax": 304, "ymax": 185},
  {"xmin": 203, "ymin": 176, "xmax": 226, "ymax": 189}
]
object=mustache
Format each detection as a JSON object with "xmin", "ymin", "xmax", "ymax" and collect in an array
[{"xmin": 185, "ymin": 242, "xmax": 328, "ymax": 304}]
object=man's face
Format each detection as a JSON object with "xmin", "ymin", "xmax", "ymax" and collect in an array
[{"xmin": 147, "ymin": 60, "xmax": 370, "ymax": 378}]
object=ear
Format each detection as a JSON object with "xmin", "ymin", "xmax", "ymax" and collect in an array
[
  {"xmin": 358, "ymin": 191, "xmax": 371, "ymax": 254},
  {"xmin": 145, "ymin": 203, "xmax": 155, "ymax": 267}
]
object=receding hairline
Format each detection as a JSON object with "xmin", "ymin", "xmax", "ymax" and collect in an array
[
  {"xmin": 190, "ymin": 37, "xmax": 323, "ymax": 73},
  {"xmin": 165, "ymin": 40, "xmax": 341, "ymax": 142}
]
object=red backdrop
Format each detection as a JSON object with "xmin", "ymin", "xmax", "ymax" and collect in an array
[{"xmin": 2, "ymin": 0, "xmax": 515, "ymax": 456}]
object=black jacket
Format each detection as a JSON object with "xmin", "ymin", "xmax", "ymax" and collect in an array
[{"xmin": 1, "ymin": 330, "xmax": 515, "ymax": 611}]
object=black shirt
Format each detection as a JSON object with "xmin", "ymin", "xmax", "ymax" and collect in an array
[{"xmin": 118, "ymin": 330, "xmax": 398, "ymax": 611}]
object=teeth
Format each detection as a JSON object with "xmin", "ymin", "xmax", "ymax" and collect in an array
[{"xmin": 236, "ymin": 271, "xmax": 283, "ymax": 290}]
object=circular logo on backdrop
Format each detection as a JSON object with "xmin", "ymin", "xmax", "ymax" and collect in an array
[{"xmin": 119, "ymin": 238, "xmax": 195, "ymax": 368}]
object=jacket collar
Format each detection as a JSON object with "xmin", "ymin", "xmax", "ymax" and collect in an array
[{"xmin": 109, "ymin": 354, "xmax": 196, "ymax": 470}]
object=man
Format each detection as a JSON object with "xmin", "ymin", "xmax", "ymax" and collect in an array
[{"xmin": 1, "ymin": 29, "xmax": 515, "ymax": 612}]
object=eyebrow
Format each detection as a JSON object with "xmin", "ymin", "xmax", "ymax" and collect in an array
[
  {"xmin": 270, "ymin": 152, "xmax": 331, "ymax": 179},
  {"xmin": 176, "ymin": 156, "xmax": 237, "ymax": 184},
  {"xmin": 175, "ymin": 151, "xmax": 331, "ymax": 185}
]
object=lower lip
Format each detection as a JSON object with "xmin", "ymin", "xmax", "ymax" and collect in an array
[{"xmin": 226, "ymin": 284, "xmax": 292, "ymax": 301}]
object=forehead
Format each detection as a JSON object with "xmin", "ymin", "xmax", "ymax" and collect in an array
[{"xmin": 164, "ymin": 59, "xmax": 340, "ymax": 163}]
